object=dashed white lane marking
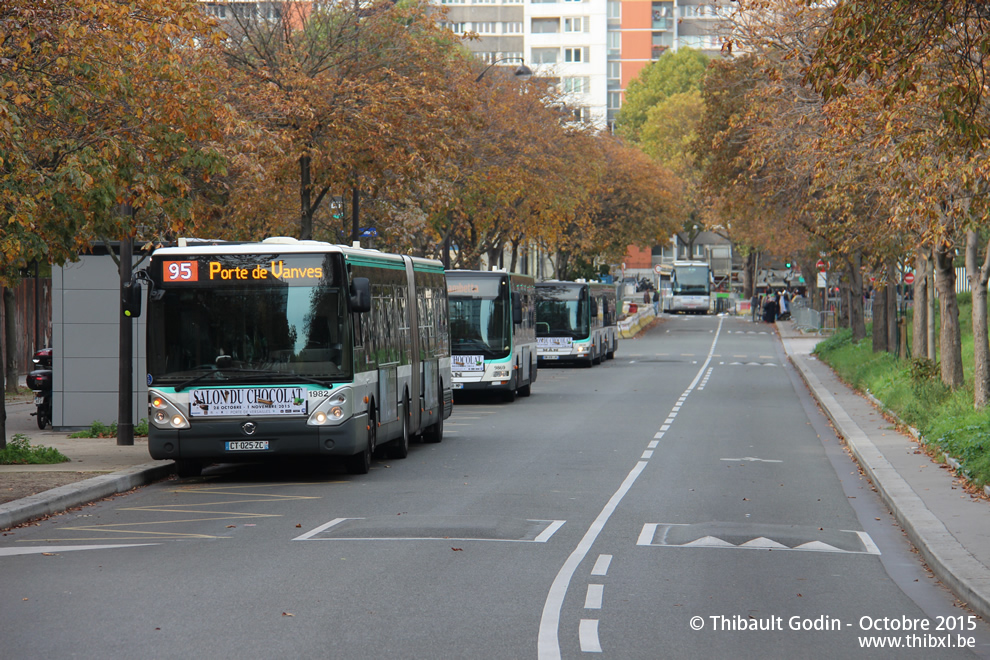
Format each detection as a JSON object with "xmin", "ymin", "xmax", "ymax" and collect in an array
[
  {"xmin": 648, "ymin": 440, "xmax": 659, "ymax": 449},
  {"xmin": 579, "ymin": 620, "xmax": 602, "ymax": 653},
  {"xmin": 0, "ymin": 544, "xmax": 158, "ymax": 557},
  {"xmin": 585, "ymin": 584, "xmax": 604, "ymax": 609},
  {"xmin": 538, "ymin": 318, "xmax": 724, "ymax": 660},
  {"xmin": 653, "ymin": 432, "xmax": 665, "ymax": 439},
  {"xmin": 641, "ymin": 450, "xmax": 654, "ymax": 459},
  {"xmin": 591, "ymin": 554, "xmax": 612, "ymax": 576},
  {"xmin": 720, "ymin": 457, "xmax": 783, "ymax": 463}
]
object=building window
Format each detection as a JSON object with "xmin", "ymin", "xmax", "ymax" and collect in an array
[
  {"xmin": 562, "ymin": 77, "xmax": 590, "ymax": 94},
  {"xmin": 564, "ymin": 47, "xmax": 587, "ymax": 63},
  {"xmin": 572, "ymin": 106, "xmax": 590, "ymax": 122},
  {"xmin": 607, "ymin": 1, "xmax": 620, "ymax": 18},
  {"xmin": 504, "ymin": 22, "xmax": 523, "ymax": 34},
  {"xmin": 607, "ymin": 31, "xmax": 620, "ymax": 55},
  {"xmin": 532, "ymin": 47, "xmax": 559, "ymax": 64},
  {"xmin": 563, "ymin": 17, "xmax": 588, "ymax": 32},
  {"xmin": 608, "ymin": 91, "xmax": 621, "ymax": 110},
  {"xmin": 532, "ymin": 18, "xmax": 560, "ymax": 33},
  {"xmin": 607, "ymin": 61, "xmax": 620, "ymax": 82},
  {"xmin": 473, "ymin": 21, "xmax": 497, "ymax": 34}
]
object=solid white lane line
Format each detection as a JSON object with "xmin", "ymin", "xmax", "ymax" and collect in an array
[
  {"xmin": 293, "ymin": 517, "xmax": 352, "ymax": 541},
  {"xmin": 538, "ymin": 462, "xmax": 647, "ymax": 660},
  {"xmin": 637, "ymin": 524, "xmax": 658, "ymax": 546},
  {"xmin": 590, "ymin": 554, "xmax": 612, "ymax": 576},
  {"xmin": 534, "ymin": 520, "xmax": 567, "ymax": 543},
  {"xmin": 0, "ymin": 544, "xmax": 158, "ymax": 557},
  {"xmin": 585, "ymin": 584, "xmax": 604, "ymax": 609},
  {"xmin": 579, "ymin": 620, "xmax": 603, "ymax": 653}
]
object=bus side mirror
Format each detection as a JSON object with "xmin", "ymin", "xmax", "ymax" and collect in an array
[
  {"xmin": 122, "ymin": 280, "xmax": 143, "ymax": 318},
  {"xmin": 351, "ymin": 277, "xmax": 371, "ymax": 313},
  {"xmin": 512, "ymin": 293, "xmax": 523, "ymax": 325}
]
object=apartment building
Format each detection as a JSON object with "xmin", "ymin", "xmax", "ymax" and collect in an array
[{"xmin": 439, "ymin": 0, "xmax": 732, "ymax": 129}]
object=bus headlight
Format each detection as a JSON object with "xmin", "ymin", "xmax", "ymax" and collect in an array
[
  {"xmin": 149, "ymin": 390, "xmax": 189, "ymax": 429},
  {"xmin": 308, "ymin": 391, "xmax": 349, "ymax": 426}
]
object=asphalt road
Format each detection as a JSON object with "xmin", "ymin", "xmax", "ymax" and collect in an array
[{"xmin": 3, "ymin": 315, "xmax": 990, "ymax": 659}]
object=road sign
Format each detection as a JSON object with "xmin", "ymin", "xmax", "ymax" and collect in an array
[
  {"xmin": 654, "ymin": 264, "xmax": 663, "ymax": 275},
  {"xmin": 816, "ymin": 259, "xmax": 826, "ymax": 272},
  {"xmin": 904, "ymin": 272, "xmax": 915, "ymax": 285}
]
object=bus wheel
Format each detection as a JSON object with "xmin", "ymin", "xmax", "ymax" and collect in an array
[
  {"xmin": 518, "ymin": 382, "xmax": 532, "ymax": 397},
  {"xmin": 422, "ymin": 407, "xmax": 443, "ymax": 444},
  {"xmin": 174, "ymin": 459, "xmax": 203, "ymax": 479},
  {"xmin": 503, "ymin": 382, "xmax": 517, "ymax": 402},
  {"xmin": 389, "ymin": 396, "xmax": 410, "ymax": 459},
  {"xmin": 347, "ymin": 411, "xmax": 375, "ymax": 475}
]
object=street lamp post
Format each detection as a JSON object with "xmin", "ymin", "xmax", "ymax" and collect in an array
[{"xmin": 475, "ymin": 56, "xmax": 533, "ymax": 83}]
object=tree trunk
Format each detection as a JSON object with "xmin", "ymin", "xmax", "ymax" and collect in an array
[
  {"xmin": 300, "ymin": 155, "xmax": 313, "ymax": 241},
  {"xmin": 742, "ymin": 252, "xmax": 756, "ymax": 299},
  {"xmin": 927, "ymin": 250, "xmax": 937, "ymax": 360},
  {"xmin": 966, "ymin": 230, "xmax": 990, "ymax": 407},
  {"xmin": 872, "ymin": 283, "xmax": 888, "ymax": 353},
  {"xmin": 934, "ymin": 241, "xmax": 964, "ymax": 388},
  {"xmin": 3, "ymin": 286, "xmax": 18, "ymax": 393},
  {"xmin": 848, "ymin": 251, "xmax": 866, "ymax": 341},
  {"xmin": 912, "ymin": 249, "xmax": 928, "ymax": 360},
  {"xmin": 799, "ymin": 257, "xmax": 818, "ymax": 312},
  {"xmin": 0, "ymin": 285, "xmax": 7, "ymax": 449},
  {"xmin": 886, "ymin": 261, "xmax": 898, "ymax": 354}
]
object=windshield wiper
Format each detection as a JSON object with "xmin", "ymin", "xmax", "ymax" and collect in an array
[
  {"xmin": 174, "ymin": 369, "xmax": 225, "ymax": 392},
  {"xmin": 230, "ymin": 369, "xmax": 333, "ymax": 388}
]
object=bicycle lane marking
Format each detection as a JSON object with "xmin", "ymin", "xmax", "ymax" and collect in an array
[{"xmin": 538, "ymin": 317, "xmax": 724, "ymax": 660}]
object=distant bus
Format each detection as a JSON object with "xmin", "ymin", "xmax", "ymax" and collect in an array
[
  {"xmin": 142, "ymin": 237, "xmax": 452, "ymax": 477},
  {"xmin": 664, "ymin": 261, "xmax": 712, "ymax": 314},
  {"xmin": 446, "ymin": 270, "xmax": 537, "ymax": 401},
  {"xmin": 535, "ymin": 281, "xmax": 618, "ymax": 366}
]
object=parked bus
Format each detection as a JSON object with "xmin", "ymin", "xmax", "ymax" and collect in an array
[
  {"xmin": 535, "ymin": 280, "xmax": 618, "ymax": 366},
  {"xmin": 664, "ymin": 261, "xmax": 712, "ymax": 314},
  {"xmin": 446, "ymin": 270, "xmax": 537, "ymax": 401},
  {"xmin": 139, "ymin": 237, "xmax": 452, "ymax": 477}
]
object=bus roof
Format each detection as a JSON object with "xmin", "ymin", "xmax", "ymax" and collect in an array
[{"xmin": 152, "ymin": 237, "xmax": 444, "ymax": 272}]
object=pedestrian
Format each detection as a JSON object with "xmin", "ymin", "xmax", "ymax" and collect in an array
[
  {"xmin": 762, "ymin": 293, "xmax": 777, "ymax": 323},
  {"xmin": 653, "ymin": 289, "xmax": 660, "ymax": 315},
  {"xmin": 751, "ymin": 291, "xmax": 759, "ymax": 322}
]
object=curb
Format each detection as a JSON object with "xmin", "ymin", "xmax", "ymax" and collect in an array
[
  {"xmin": 0, "ymin": 461, "xmax": 174, "ymax": 531},
  {"xmin": 788, "ymin": 352, "xmax": 990, "ymax": 622}
]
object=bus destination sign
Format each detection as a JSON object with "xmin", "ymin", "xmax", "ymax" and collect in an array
[{"xmin": 162, "ymin": 256, "xmax": 327, "ymax": 286}]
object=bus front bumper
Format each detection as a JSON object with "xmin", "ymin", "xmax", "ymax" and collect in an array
[{"xmin": 148, "ymin": 413, "xmax": 369, "ymax": 461}]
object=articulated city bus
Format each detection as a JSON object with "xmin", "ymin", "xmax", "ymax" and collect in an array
[
  {"xmin": 664, "ymin": 260, "xmax": 712, "ymax": 314},
  {"xmin": 535, "ymin": 280, "xmax": 618, "ymax": 366},
  {"xmin": 140, "ymin": 237, "xmax": 452, "ymax": 477},
  {"xmin": 446, "ymin": 270, "xmax": 537, "ymax": 401}
]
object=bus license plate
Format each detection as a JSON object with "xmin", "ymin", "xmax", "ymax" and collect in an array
[
  {"xmin": 542, "ymin": 355, "xmax": 559, "ymax": 360},
  {"xmin": 226, "ymin": 441, "xmax": 269, "ymax": 451},
  {"xmin": 452, "ymin": 382, "xmax": 464, "ymax": 390}
]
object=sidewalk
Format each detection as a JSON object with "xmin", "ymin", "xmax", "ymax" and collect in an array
[
  {"xmin": 777, "ymin": 319, "xmax": 990, "ymax": 622},
  {"xmin": 0, "ymin": 396, "xmax": 172, "ymax": 530}
]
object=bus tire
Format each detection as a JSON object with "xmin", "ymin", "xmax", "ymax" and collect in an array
[
  {"xmin": 389, "ymin": 395, "xmax": 410, "ymax": 459},
  {"xmin": 503, "ymin": 383, "xmax": 517, "ymax": 402},
  {"xmin": 518, "ymin": 382, "xmax": 531, "ymax": 397},
  {"xmin": 347, "ymin": 409, "xmax": 375, "ymax": 475},
  {"xmin": 422, "ymin": 407, "xmax": 443, "ymax": 444},
  {"xmin": 174, "ymin": 459, "xmax": 203, "ymax": 479}
]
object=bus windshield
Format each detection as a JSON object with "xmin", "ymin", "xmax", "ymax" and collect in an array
[
  {"xmin": 448, "ymin": 277, "xmax": 510, "ymax": 359},
  {"xmin": 672, "ymin": 266, "xmax": 710, "ymax": 295},
  {"xmin": 147, "ymin": 255, "xmax": 352, "ymax": 385},
  {"xmin": 535, "ymin": 286, "xmax": 589, "ymax": 339}
]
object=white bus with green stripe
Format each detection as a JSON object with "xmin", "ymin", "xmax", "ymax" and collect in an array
[
  {"xmin": 446, "ymin": 270, "xmax": 537, "ymax": 402},
  {"xmin": 143, "ymin": 237, "xmax": 451, "ymax": 477}
]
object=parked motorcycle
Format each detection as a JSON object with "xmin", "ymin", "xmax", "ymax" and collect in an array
[{"xmin": 27, "ymin": 347, "xmax": 52, "ymax": 429}]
